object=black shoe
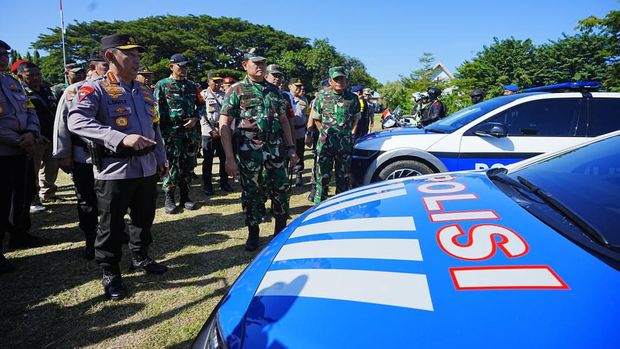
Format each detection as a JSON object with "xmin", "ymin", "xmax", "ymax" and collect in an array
[
  {"xmin": 182, "ymin": 200, "xmax": 198, "ymax": 210},
  {"xmin": 164, "ymin": 191, "xmax": 177, "ymax": 214},
  {"xmin": 82, "ymin": 245, "xmax": 95, "ymax": 260},
  {"xmin": 245, "ymin": 225, "xmax": 260, "ymax": 251},
  {"xmin": 130, "ymin": 257, "xmax": 168, "ymax": 275},
  {"xmin": 295, "ymin": 175, "xmax": 303, "ymax": 187},
  {"xmin": 203, "ymin": 185, "xmax": 214, "ymax": 196},
  {"xmin": 220, "ymin": 182, "xmax": 234, "ymax": 192},
  {"xmin": 9, "ymin": 233, "xmax": 49, "ymax": 249},
  {"xmin": 102, "ymin": 273, "xmax": 126, "ymax": 301},
  {"xmin": 0, "ymin": 254, "xmax": 16, "ymax": 274}
]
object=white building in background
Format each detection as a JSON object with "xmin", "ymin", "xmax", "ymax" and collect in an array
[{"xmin": 428, "ymin": 62, "xmax": 454, "ymax": 82}]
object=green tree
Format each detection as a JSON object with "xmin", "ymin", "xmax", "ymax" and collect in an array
[
  {"xmin": 32, "ymin": 49, "xmax": 40, "ymax": 66},
  {"xmin": 31, "ymin": 15, "xmax": 377, "ymax": 90},
  {"xmin": 577, "ymin": 10, "xmax": 620, "ymax": 90}
]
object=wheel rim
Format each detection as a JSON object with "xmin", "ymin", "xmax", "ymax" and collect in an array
[{"xmin": 385, "ymin": 168, "xmax": 423, "ymax": 180}]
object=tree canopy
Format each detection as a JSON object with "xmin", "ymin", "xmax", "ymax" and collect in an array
[{"xmin": 29, "ymin": 15, "xmax": 379, "ymax": 91}]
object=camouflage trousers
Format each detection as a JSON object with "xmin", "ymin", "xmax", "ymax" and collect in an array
[
  {"xmin": 162, "ymin": 132, "xmax": 199, "ymax": 192},
  {"xmin": 238, "ymin": 148, "xmax": 290, "ymax": 227},
  {"xmin": 313, "ymin": 149, "xmax": 352, "ymax": 204}
]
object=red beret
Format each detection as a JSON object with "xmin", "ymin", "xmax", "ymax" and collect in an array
[{"xmin": 10, "ymin": 59, "xmax": 29, "ymax": 74}]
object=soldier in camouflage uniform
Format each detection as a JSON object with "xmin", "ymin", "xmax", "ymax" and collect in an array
[
  {"xmin": 154, "ymin": 53, "xmax": 205, "ymax": 214},
  {"xmin": 311, "ymin": 66, "xmax": 361, "ymax": 203},
  {"xmin": 219, "ymin": 48, "xmax": 298, "ymax": 251}
]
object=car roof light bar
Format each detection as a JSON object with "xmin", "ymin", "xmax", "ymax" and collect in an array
[{"xmin": 523, "ymin": 81, "xmax": 602, "ymax": 93}]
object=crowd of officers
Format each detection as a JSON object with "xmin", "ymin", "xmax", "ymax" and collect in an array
[{"xmin": 0, "ymin": 35, "xmax": 374, "ymax": 301}]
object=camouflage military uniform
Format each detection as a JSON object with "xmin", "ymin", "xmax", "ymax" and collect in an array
[
  {"xmin": 154, "ymin": 77, "xmax": 204, "ymax": 193},
  {"xmin": 312, "ymin": 87, "xmax": 361, "ymax": 203},
  {"xmin": 220, "ymin": 76, "xmax": 290, "ymax": 226}
]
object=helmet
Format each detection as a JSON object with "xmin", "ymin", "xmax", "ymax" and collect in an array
[
  {"xmin": 412, "ymin": 92, "xmax": 422, "ymax": 101},
  {"xmin": 427, "ymin": 87, "xmax": 441, "ymax": 99},
  {"xmin": 470, "ymin": 88, "xmax": 486, "ymax": 97}
]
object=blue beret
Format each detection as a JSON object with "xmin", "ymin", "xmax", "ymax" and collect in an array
[
  {"xmin": 351, "ymin": 85, "xmax": 363, "ymax": 93},
  {"xmin": 503, "ymin": 84, "xmax": 519, "ymax": 92}
]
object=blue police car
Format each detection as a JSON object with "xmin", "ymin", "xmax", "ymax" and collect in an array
[
  {"xmin": 193, "ymin": 129, "xmax": 620, "ymax": 348},
  {"xmin": 352, "ymin": 82, "xmax": 620, "ymax": 186}
]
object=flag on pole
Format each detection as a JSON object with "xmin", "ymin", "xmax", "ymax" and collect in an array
[{"xmin": 60, "ymin": 0, "xmax": 66, "ymax": 34}]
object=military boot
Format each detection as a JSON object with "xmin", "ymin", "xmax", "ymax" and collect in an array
[
  {"xmin": 245, "ymin": 225, "xmax": 260, "ymax": 251},
  {"xmin": 274, "ymin": 215, "xmax": 288, "ymax": 235},
  {"xmin": 164, "ymin": 189, "xmax": 177, "ymax": 214},
  {"xmin": 179, "ymin": 182, "xmax": 197, "ymax": 210}
]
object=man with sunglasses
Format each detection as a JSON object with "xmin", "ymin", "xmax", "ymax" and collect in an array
[{"xmin": 67, "ymin": 34, "xmax": 168, "ymax": 300}]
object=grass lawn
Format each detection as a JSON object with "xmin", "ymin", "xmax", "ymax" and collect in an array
[
  {"xmin": 1, "ymin": 152, "xmax": 316, "ymax": 349},
  {"xmin": 1, "ymin": 114, "xmax": 383, "ymax": 348}
]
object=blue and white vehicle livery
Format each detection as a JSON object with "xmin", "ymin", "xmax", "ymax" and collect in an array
[
  {"xmin": 352, "ymin": 82, "xmax": 620, "ymax": 186},
  {"xmin": 193, "ymin": 129, "xmax": 620, "ymax": 349}
]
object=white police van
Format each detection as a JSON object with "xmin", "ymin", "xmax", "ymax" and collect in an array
[{"xmin": 352, "ymin": 82, "xmax": 620, "ymax": 186}]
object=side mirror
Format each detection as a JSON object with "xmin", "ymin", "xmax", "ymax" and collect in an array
[{"xmin": 475, "ymin": 122, "xmax": 508, "ymax": 138}]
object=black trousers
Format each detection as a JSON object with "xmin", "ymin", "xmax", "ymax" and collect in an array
[
  {"xmin": 202, "ymin": 137, "xmax": 228, "ymax": 188},
  {"xmin": 72, "ymin": 162, "xmax": 97, "ymax": 246},
  {"xmin": 0, "ymin": 155, "xmax": 35, "ymax": 248},
  {"xmin": 94, "ymin": 175, "xmax": 157, "ymax": 273},
  {"xmin": 293, "ymin": 137, "xmax": 305, "ymax": 175}
]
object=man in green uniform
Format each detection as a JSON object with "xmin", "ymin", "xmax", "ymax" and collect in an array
[
  {"xmin": 154, "ymin": 53, "xmax": 204, "ymax": 214},
  {"xmin": 219, "ymin": 48, "xmax": 298, "ymax": 251},
  {"xmin": 311, "ymin": 66, "xmax": 361, "ymax": 203}
]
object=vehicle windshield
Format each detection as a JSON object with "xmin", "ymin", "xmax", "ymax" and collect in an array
[
  {"xmin": 508, "ymin": 134, "xmax": 620, "ymax": 246},
  {"xmin": 425, "ymin": 94, "xmax": 537, "ymax": 133}
]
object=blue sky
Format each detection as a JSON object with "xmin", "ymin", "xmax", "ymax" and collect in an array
[{"xmin": 1, "ymin": 0, "xmax": 617, "ymax": 83}]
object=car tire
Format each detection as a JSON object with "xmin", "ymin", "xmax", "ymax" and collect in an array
[{"xmin": 376, "ymin": 159, "xmax": 434, "ymax": 181}]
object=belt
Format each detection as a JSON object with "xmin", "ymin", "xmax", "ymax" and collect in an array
[{"xmin": 102, "ymin": 145, "xmax": 155, "ymax": 158}]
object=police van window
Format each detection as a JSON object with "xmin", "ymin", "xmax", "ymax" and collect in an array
[
  {"xmin": 486, "ymin": 99, "xmax": 581, "ymax": 137},
  {"xmin": 587, "ymin": 99, "xmax": 620, "ymax": 136}
]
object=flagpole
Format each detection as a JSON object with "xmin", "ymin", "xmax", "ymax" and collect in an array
[{"xmin": 60, "ymin": 0, "xmax": 67, "ymax": 84}]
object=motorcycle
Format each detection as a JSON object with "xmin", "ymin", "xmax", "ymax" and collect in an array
[{"xmin": 381, "ymin": 106, "xmax": 419, "ymax": 129}]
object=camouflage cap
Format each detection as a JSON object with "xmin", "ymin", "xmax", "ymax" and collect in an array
[
  {"xmin": 266, "ymin": 64, "xmax": 284, "ymax": 75},
  {"xmin": 242, "ymin": 48, "xmax": 265, "ymax": 62},
  {"xmin": 328, "ymin": 66, "xmax": 346, "ymax": 79}
]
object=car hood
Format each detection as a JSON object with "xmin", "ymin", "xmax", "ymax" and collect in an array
[
  {"xmin": 355, "ymin": 127, "xmax": 447, "ymax": 151},
  {"xmin": 219, "ymin": 173, "xmax": 620, "ymax": 349}
]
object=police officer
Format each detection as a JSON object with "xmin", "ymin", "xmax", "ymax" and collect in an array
[
  {"xmin": 420, "ymin": 87, "xmax": 446, "ymax": 126},
  {"xmin": 0, "ymin": 40, "xmax": 41, "ymax": 272},
  {"xmin": 219, "ymin": 48, "xmax": 298, "ymax": 251},
  {"xmin": 53, "ymin": 50, "xmax": 108, "ymax": 259},
  {"xmin": 503, "ymin": 84, "xmax": 519, "ymax": 95},
  {"xmin": 351, "ymin": 85, "xmax": 370, "ymax": 140},
  {"xmin": 471, "ymin": 88, "xmax": 486, "ymax": 104},
  {"xmin": 200, "ymin": 71, "xmax": 232, "ymax": 195},
  {"xmin": 154, "ymin": 53, "xmax": 204, "ymax": 214},
  {"xmin": 136, "ymin": 66, "xmax": 154, "ymax": 90},
  {"xmin": 68, "ymin": 34, "xmax": 168, "ymax": 300},
  {"xmin": 311, "ymin": 66, "xmax": 361, "ymax": 203}
]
